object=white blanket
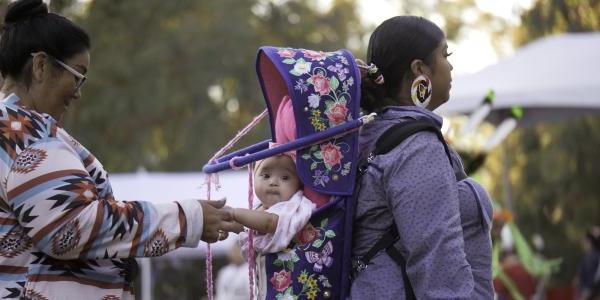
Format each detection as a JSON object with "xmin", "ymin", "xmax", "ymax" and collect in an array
[{"xmin": 240, "ymin": 190, "xmax": 315, "ymax": 255}]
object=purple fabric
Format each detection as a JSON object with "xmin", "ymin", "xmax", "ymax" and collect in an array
[
  {"xmin": 263, "ymin": 196, "xmax": 351, "ymax": 300},
  {"xmin": 350, "ymin": 106, "xmax": 493, "ymax": 299},
  {"xmin": 255, "ymin": 47, "xmax": 361, "ymax": 196}
]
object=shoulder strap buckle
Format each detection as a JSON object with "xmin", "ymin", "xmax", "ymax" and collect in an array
[
  {"xmin": 366, "ymin": 152, "xmax": 375, "ymax": 163},
  {"xmin": 353, "ymin": 259, "xmax": 367, "ymax": 272}
]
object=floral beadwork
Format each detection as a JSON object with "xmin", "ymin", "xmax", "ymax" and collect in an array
[
  {"xmin": 278, "ymin": 49, "xmax": 353, "ymax": 129},
  {"xmin": 269, "ymin": 218, "xmax": 337, "ymax": 300},
  {"xmin": 276, "ymin": 48, "xmax": 355, "ymax": 188},
  {"xmin": 301, "ymin": 142, "xmax": 352, "ymax": 187},
  {"xmin": 279, "ymin": 49, "xmax": 354, "ymax": 131}
]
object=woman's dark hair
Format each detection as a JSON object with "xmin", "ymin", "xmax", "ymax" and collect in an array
[
  {"xmin": 361, "ymin": 16, "xmax": 444, "ymax": 113},
  {"xmin": 0, "ymin": 0, "xmax": 90, "ymax": 86}
]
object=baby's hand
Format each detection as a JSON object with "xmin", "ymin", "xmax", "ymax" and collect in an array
[
  {"xmin": 221, "ymin": 206, "xmax": 236, "ymax": 221},
  {"xmin": 199, "ymin": 200, "xmax": 243, "ymax": 243}
]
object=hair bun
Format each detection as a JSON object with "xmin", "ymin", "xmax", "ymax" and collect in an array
[{"xmin": 4, "ymin": 0, "xmax": 48, "ymax": 25}]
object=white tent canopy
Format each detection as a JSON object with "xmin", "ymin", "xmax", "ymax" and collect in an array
[{"xmin": 438, "ymin": 33, "xmax": 600, "ymax": 122}]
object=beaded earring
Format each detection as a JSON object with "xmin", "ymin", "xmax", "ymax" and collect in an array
[{"xmin": 410, "ymin": 75, "xmax": 432, "ymax": 108}]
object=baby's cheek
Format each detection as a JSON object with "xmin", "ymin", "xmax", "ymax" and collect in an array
[{"xmin": 254, "ymin": 185, "xmax": 266, "ymax": 200}]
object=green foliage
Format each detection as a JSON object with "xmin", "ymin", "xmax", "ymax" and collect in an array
[
  {"xmin": 0, "ymin": 0, "xmax": 9, "ymax": 19},
  {"xmin": 433, "ymin": 0, "xmax": 512, "ymax": 42},
  {"xmin": 488, "ymin": 116, "xmax": 600, "ymax": 282},
  {"xmin": 507, "ymin": 222, "xmax": 562, "ymax": 277},
  {"xmin": 515, "ymin": 0, "xmax": 600, "ymax": 46},
  {"xmin": 0, "ymin": 0, "xmax": 77, "ymax": 18},
  {"xmin": 59, "ymin": 0, "xmax": 362, "ymax": 172},
  {"xmin": 485, "ymin": 0, "xmax": 600, "ymax": 284},
  {"xmin": 253, "ymin": 0, "xmax": 362, "ymax": 51},
  {"xmin": 48, "ymin": 0, "xmax": 77, "ymax": 15},
  {"xmin": 386, "ymin": 0, "xmax": 513, "ymax": 53}
]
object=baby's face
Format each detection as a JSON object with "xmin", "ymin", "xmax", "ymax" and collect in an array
[{"xmin": 254, "ymin": 155, "xmax": 301, "ymax": 209}]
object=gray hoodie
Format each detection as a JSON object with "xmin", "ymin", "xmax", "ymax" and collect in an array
[{"xmin": 350, "ymin": 106, "xmax": 493, "ymax": 299}]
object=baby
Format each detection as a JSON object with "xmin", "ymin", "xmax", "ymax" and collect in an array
[{"xmin": 231, "ymin": 153, "xmax": 316, "ymax": 254}]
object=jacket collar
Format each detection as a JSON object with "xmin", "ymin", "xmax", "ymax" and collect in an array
[{"xmin": 380, "ymin": 105, "xmax": 443, "ymax": 128}]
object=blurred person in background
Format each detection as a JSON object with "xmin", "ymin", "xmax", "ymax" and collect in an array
[
  {"xmin": 492, "ymin": 207, "xmax": 536, "ymax": 300},
  {"xmin": 0, "ymin": 0, "xmax": 241, "ymax": 299},
  {"xmin": 493, "ymin": 248, "xmax": 537, "ymax": 300},
  {"xmin": 576, "ymin": 226, "xmax": 600, "ymax": 300},
  {"xmin": 215, "ymin": 242, "xmax": 250, "ymax": 300}
]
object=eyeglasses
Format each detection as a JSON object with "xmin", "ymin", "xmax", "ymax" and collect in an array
[{"xmin": 30, "ymin": 52, "xmax": 87, "ymax": 91}]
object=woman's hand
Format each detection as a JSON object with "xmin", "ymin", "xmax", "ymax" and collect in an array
[{"xmin": 199, "ymin": 199, "xmax": 243, "ymax": 243}]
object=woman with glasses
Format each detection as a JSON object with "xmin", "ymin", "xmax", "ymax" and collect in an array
[{"xmin": 0, "ymin": 1, "xmax": 242, "ymax": 299}]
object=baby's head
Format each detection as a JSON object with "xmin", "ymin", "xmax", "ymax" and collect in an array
[{"xmin": 254, "ymin": 154, "xmax": 302, "ymax": 209}]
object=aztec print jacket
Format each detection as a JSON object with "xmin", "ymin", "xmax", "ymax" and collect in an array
[{"xmin": 0, "ymin": 94, "xmax": 204, "ymax": 300}]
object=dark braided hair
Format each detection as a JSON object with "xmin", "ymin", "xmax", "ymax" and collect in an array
[
  {"xmin": 360, "ymin": 16, "xmax": 444, "ymax": 113},
  {"xmin": 0, "ymin": 0, "xmax": 90, "ymax": 86}
]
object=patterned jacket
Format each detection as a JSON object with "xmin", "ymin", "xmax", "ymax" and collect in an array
[{"xmin": 0, "ymin": 94, "xmax": 204, "ymax": 299}]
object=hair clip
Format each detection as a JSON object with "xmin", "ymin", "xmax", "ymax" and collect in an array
[{"xmin": 355, "ymin": 59, "xmax": 385, "ymax": 85}]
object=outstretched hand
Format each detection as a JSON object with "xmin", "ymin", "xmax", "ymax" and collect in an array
[{"xmin": 199, "ymin": 199, "xmax": 243, "ymax": 243}]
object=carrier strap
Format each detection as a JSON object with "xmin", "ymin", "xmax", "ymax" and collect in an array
[
  {"xmin": 352, "ymin": 119, "xmax": 466, "ymax": 299},
  {"xmin": 352, "ymin": 224, "xmax": 415, "ymax": 299},
  {"xmin": 375, "ymin": 120, "xmax": 467, "ymax": 181}
]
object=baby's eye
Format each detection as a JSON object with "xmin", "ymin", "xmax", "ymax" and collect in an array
[
  {"xmin": 261, "ymin": 173, "xmax": 270, "ymax": 179},
  {"xmin": 445, "ymin": 51, "xmax": 453, "ymax": 57},
  {"xmin": 281, "ymin": 175, "xmax": 289, "ymax": 181}
]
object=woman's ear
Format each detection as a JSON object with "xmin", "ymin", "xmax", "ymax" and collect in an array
[
  {"xmin": 410, "ymin": 59, "xmax": 432, "ymax": 78},
  {"xmin": 31, "ymin": 53, "xmax": 48, "ymax": 84}
]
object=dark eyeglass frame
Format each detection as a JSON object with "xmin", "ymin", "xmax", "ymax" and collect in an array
[{"xmin": 30, "ymin": 52, "xmax": 87, "ymax": 90}]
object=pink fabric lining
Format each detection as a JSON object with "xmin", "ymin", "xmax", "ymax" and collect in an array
[
  {"xmin": 274, "ymin": 96, "xmax": 330, "ymax": 208},
  {"xmin": 259, "ymin": 52, "xmax": 288, "ymax": 126}
]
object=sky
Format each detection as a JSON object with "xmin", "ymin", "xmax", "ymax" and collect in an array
[{"xmin": 356, "ymin": 0, "xmax": 536, "ymax": 76}]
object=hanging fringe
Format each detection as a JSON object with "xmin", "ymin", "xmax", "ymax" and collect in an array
[
  {"xmin": 209, "ymin": 109, "xmax": 268, "ymax": 163},
  {"xmin": 205, "ymin": 174, "xmax": 214, "ymax": 300},
  {"xmin": 247, "ymin": 162, "xmax": 256, "ymax": 300},
  {"xmin": 202, "ymin": 110, "xmax": 267, "ymax": 300}
]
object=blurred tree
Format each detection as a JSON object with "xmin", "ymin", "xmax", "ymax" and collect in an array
[
  {"xmin": 488, "ymin": 117, "xmax": 600, "ymax": 283},
  {"xmin": 66, "ymin": 0, "xmax": 262, "ymax": 172},
  {"xmin": 60, "ymin": 0, "xmax": 362, "ymax": 172},
  {"xmin": 484, "ymin": 0, "xmax": 600, "ymax": 283},
  {"xmin": 253, "ymin": 0, "xmax": 362, "ymax": 51},
  {"xmin": 514, "ymin": 0, "xmax": 600, "ymax": 46},
  {"xmin": 434, "ymin": 0, "xmax": 514, "ymax": 55},
  {"xmin": 47, "ymin": 0, "xmax": 77, "ymax": 14},
  {"xmin": 383, "ymin": 0, "xmax": 514, "ymax": 57},
  {"xmin": 0, "ymin": 0, "xmax": 8, "ymax": 18}
]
